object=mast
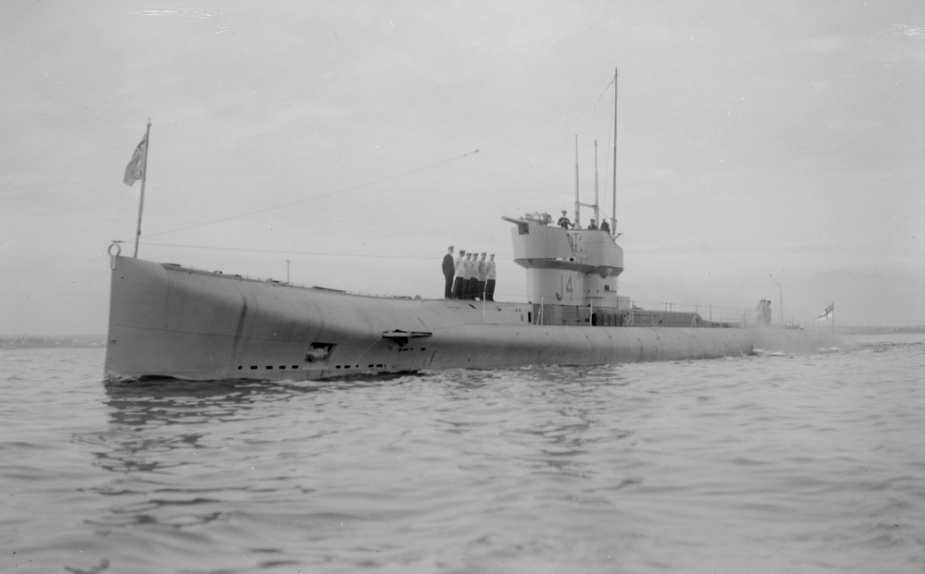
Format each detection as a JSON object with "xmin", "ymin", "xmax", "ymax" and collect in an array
[
  {"xmin": 573, "ymin": 134, "xmax": 579, "ymax": 226},
  {"xmin": 612, "ymin": 67, "xmax": 618, "ymax": 234},
  {"xmin": 593, "ymin": 140, "xmax": 600, "ymax": 226}
]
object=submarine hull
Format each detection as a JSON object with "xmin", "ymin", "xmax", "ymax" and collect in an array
[{"xmin": 104, "ymin": 256, "xmax": 838, "ymax": 382}]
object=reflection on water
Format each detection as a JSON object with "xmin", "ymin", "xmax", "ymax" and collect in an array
[
  {"xmin": 104, "ymin": 378, "xmax": 310, "ymax": 424},
  {"xmin": 75, "ymin": 370, "xmax": 650, "ymax": 571},
  {"xmin": 82, "ymin": 379, "xmax": 396, "ymax": 530}
]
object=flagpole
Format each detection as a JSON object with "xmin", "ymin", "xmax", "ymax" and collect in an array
[{"xmin": 133, "ymin": 120, "xmax": 151, "ymax": 258}]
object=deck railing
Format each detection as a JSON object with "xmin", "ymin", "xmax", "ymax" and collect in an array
[{"xmin": 627, "ymin": 299, "xmax": 822, "ymax": 331}]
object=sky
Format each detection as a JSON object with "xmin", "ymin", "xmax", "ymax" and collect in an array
[{"xmin": 1, "ymin": 0, "xmax": 923, "ymax": 335}]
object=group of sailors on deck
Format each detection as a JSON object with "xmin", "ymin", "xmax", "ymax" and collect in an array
[
  {"xmin": 557, "ymin": 210, "xmax": 611, "ymax": 233},
  {"xmin": 442, "ymin": 246, "xmax": 496, "ymax": 301}
]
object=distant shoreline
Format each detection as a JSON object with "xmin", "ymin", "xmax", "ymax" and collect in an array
[
  {"xmin": 0, "ymin": 335, "xmax": 106, "ymax": 350},
  {"xmin": 3, "ymin": 327, "xmax": 924, "ymax": 351},
  {"xmin": 836, "ymin": 326, "xmax": 925, "ymax": 335}
]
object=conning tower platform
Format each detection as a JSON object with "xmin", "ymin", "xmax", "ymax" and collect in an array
[{"xmin": 504, "ymin": 215, "xmax": 628, "ymax": 317}]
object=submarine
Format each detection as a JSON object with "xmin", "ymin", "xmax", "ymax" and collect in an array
[
  {"xmin": 103, "ymin": 208, "xmax": 837, "ymax": 382},
  {"xmin": 104, "ymin": 69, "xmax": 838, "ymax": 382}
]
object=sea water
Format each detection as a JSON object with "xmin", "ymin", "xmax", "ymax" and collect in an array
[{"xmin": 1, "ymin": 333, "xmax": 922, "ymax": 574}]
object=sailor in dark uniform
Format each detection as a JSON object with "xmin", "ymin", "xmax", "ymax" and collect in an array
[
  {"xmin": 557, "ymin": 210, "xmax": 572, "ymax": 229},
  {"xmin": 442, "ymin": 246, "xmax": 455, "ymax": 298}
]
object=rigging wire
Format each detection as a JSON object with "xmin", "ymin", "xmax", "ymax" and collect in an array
[
  {"xmin": 592, "ymin": 76, "xmax": 616, "ymax": 112},
  {"xmin": 138, "ymin": 147, "xmax": 480, "ymax": 240},
  {"xmin": 122, "ymin": 240, "xmax": 438, "ymax": 260},
  {"xmin": 125, "ymin": 73, "xmax": 619, "ymax": 256}
]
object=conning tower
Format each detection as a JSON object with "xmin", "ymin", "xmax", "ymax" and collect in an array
[
  {"xmin": 504, "ymin": 215, "xmax": 629, "ymax": 313},
  {"xmin": 502, "ymin": 66, "xmax": 632, "ymax": 326}
]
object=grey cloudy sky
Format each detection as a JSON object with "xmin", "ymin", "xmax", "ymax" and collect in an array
[{"xmin": 1, "ymin": 1, "xmax": 923, "ymax": 334}]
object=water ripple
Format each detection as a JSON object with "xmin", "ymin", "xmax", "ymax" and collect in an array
[{"xmin": 1, "ymin": 335, "xmax": 923, "ymax": 572}]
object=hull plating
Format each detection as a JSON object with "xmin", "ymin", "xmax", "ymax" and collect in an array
[{"xmin": 104, "ymin": 256, "xmax": 837, "ymax": 381}]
